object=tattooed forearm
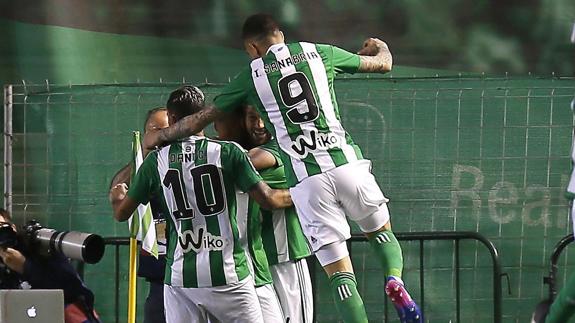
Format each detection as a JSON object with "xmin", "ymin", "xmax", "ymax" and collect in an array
[
  {"xmin": 158, "ymin": 105, "xmax": 222, "ymax": 143},
  {"xmin": 358, "ymin": 39, "xmax": 393, "ymax": 73}
]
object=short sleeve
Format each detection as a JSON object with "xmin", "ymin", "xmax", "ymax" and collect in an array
[
  {"xmin": 317, "ymin": 44, "xmax": 361, "ymax": 75},
  {"xmin": 260, "ymin": 140, "xmax": 283, "ymax": 168},
  {"xmin": 213, "ymin": 68, "xmax": 251, "ymax": 113},
  {"xmin": 127, "ymin": 152, "xmax": 159, "ymax": 205},
  {"xmin": 223, "ymin": 142, "xmax": 263, "ymax": 192}
]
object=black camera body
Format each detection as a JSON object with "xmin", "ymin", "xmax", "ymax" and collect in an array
[
  {"xmin": 0, "ymin": 223, "xmax": 18, "ymax": 249},
  {"xmin": 0, "ymin": 220, "xmax": 105, "ymax": 264}
]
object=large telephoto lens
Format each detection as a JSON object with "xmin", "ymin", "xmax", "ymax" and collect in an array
[{"xmin": 33, "ymin": 229, "xmax": 105, "ymax": 264}]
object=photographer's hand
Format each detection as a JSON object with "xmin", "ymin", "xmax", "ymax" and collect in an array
[{"xmin": 0, "ymin": 247, "xmax": 26, "ymax": 274}]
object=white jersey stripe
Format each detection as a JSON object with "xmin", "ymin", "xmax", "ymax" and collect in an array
[
  {"xmin": 272, "ymin": 209, "xmax": 290, "ymax": 263},
  {"xmin": 178, "ymin": 140, "xmax": 210, "ymax": 287},
  {"xmin": 299, "ymin": 42, "xmax": 358, "ymax": 164},
  {"xmin": 193, "ymin": 140, "xmax": 219, "ymax": 287},
  {"xmin": 251, "ymin": 58, "xmax": 308, "ymax": 182},
  {"xmin": 157, "ymin": 146, "xmax": 184, "ymax": 286},
  {"xmin": 235, "ymin": 191, "xmax": 254, "ymax": 280},
  {"xmin": 270, "ymin": 44, "xmax": 336, "ymax": 172}
]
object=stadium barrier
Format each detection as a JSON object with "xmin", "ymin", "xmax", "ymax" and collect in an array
[
  {"xmin": 346, "ymin": 232, "xmax": 504, "ymax": 323},
  {"xmin": 543, "ymin": 233, "xmax": 575, "ymax": 302},
  {"xmin": 103, "ymin": 232, "xmax": 503, "ymax": 323}
]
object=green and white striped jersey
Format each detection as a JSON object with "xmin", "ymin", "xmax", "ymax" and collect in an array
[
  {"xmin": 128, "ymin": 136, "xmax": 262, "ymax": 288},
  {"xmin": 259, "ymin": 141, "xmax": 311, "ymax": 265},
  {"xmin": 240, "ymin": 194, "xmax": 274, "ymax": 287},
  {"xmin": 214, "ymin": 42, "xmax": 364, "ymax": 187}
]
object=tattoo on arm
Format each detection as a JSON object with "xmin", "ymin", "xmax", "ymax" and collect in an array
[
  {"xmin": 358, "ymin": 43, "xmax": 393, "ymax": 73},
  {"xmin": 158, "ymin": 105, "xmax": 222, "ymax": 142}
]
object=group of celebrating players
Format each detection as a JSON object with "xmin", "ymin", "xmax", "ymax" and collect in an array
[{"xmin": 110, "ymin": 13, "xmax": 423, "ymax": 323}]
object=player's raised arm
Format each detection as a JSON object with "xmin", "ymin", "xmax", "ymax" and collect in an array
[
  {"xmin": 357, "ymin": 37, "xmax": 393, "ymax": 73},
  {"xmin": 143, "ymin": 105, "xmax": 222, "ymax": 149},
  {"xmin": 248, "ymin": 182, "xmax": 292, "ymax": 210}
]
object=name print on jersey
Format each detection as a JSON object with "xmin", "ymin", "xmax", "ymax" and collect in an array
[
  {"xmin": 291, "ymin": 129, "xmax": 342, "ymax": 157},
  {"xmin": 178, "ymin": 225, "xmax": 225, "ymax": 253},
  {"xmin": 259, "ymin": 49, "xmax": 320, "ymax": 76}
]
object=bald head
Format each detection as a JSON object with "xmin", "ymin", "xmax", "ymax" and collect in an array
[{"xmin": 144, "ymin": 107, "xmax": 168, "ymax": 134}]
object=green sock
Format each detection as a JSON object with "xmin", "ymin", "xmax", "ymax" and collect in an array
[
  {"xmin": 329, "ymin": 272, "xmax": 368, "ymax": 323},
  {"xmin": 546, "ymin": 273, "xmax": 575, "ymax": 323},
  {"xmin": 368, "ymin": 230, "xmax": 404, "ymax": 279}
]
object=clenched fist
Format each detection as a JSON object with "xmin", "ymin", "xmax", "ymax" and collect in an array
[
  {"xmin": 357, "ymin": 38, "xmax": 389, "ymax": 56},
  {"xmin": 109, "ymin": 183, "xmax": 128, "ymax": 204}
]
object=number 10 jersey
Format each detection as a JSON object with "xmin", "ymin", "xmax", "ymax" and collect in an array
[
  {"xmin": 128, "ymin": 136, "xmax": 263, "ymax": 288},
  {"xmin": 214, "ymin": 42, "xmax": 364, "ymax": 187}
]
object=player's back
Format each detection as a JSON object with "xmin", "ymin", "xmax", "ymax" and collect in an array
[
  {"xmin": 247, "ymin": 42, "xmax": 364, "ymax": 186},
  {"xmin": 153, "ymin": 136, "xmax": 260, "ymax": 288}
]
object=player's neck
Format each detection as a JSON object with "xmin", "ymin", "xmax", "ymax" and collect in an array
[{"xmin": 261, "ymin": 37, "xmax": 284, "ymax": 55}]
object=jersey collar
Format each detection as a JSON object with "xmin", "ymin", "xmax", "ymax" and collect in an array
[{"xmin": 266, "ymin": 43, "xmax": 286, "ymax": 55}]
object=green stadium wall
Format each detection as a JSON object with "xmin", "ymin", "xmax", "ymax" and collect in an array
[{"xmin": 2, "ymin": 19, "xmax": 575, "ymax": 322}]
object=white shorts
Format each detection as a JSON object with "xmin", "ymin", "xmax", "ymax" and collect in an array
[
  {"xmin": 290, "ymin": 160, "xmax": 390, "ymax": 252},
  {"xmin": 270, "ymin": 259, "xmax": 313, "ymax": 323},
  {"xmin": 255, "ymin": 283, "xmax": 285, "ymax": 323},
  {"xmin": 163, "ymin": 277, "xmax": 264, "ymax": 323}
]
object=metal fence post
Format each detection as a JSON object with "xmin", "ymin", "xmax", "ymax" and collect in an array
[{"xmin": 3, "ymin": 84, "xmax": 13, "ymax": 214}]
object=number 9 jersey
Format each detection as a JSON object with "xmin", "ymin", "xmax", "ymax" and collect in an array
[
  {"xmin": 214, "ymin": 42, "xmax": 364, "ymax": 187},
  {"xmin": 127, "ymin": 136, "xmax": 263, "ymax": 288}
]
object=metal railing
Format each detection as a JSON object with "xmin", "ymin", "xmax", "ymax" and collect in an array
[
  {"xmin": 102, "ymin": 232, "xmax": 503, "ymax": 323},
  {"xmin": 309, "ymin": 231, "xmax": 505, "ymax": 323},
  {"xmin": 543, "ymin": 234, "xmax": 575, "ymax": 302},
  {"xmin": 361, "ymin": 231, "xmax": 504, "ymax": 323}
]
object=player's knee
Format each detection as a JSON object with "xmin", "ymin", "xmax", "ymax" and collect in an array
[
  {"xmin": 316, "ymin": 240, "xmax": 353, "ymax": 275},
  {"xmin": 356, "ymin": 205, "xmax": 391, "ymax": 235}
]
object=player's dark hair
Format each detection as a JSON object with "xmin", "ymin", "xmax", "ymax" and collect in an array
[
  {"xmin": 166, "ymin": 86, "xmax": 205, "ymax": 121},
  {"xmin": 143, "ymin": 107, "xmax": 167, "ymax": 131},
  {"xmin": 242, "ymin": 13, "xmax": 280, "ymax": 41},
  {"xmin": 0, "ymin": 208, "xmax": 12, "ymax": 222}
]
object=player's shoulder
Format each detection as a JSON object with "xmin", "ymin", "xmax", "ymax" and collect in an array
[
  {"xmin": 206, "ymin": 137, "xmax": 247, "ymax": 154},
  {"xmin": 260, "ymin": 140, "xmax": 280, "ymax": 153}
]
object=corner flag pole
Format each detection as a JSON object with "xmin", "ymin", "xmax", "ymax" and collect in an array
[
  {"xmin": 127, "ymin": 131, "xmax": 141, "ymax": 323},
  {"xmin": 128, "ymin": 237, "xmax": 138, "ymax": 323}
]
